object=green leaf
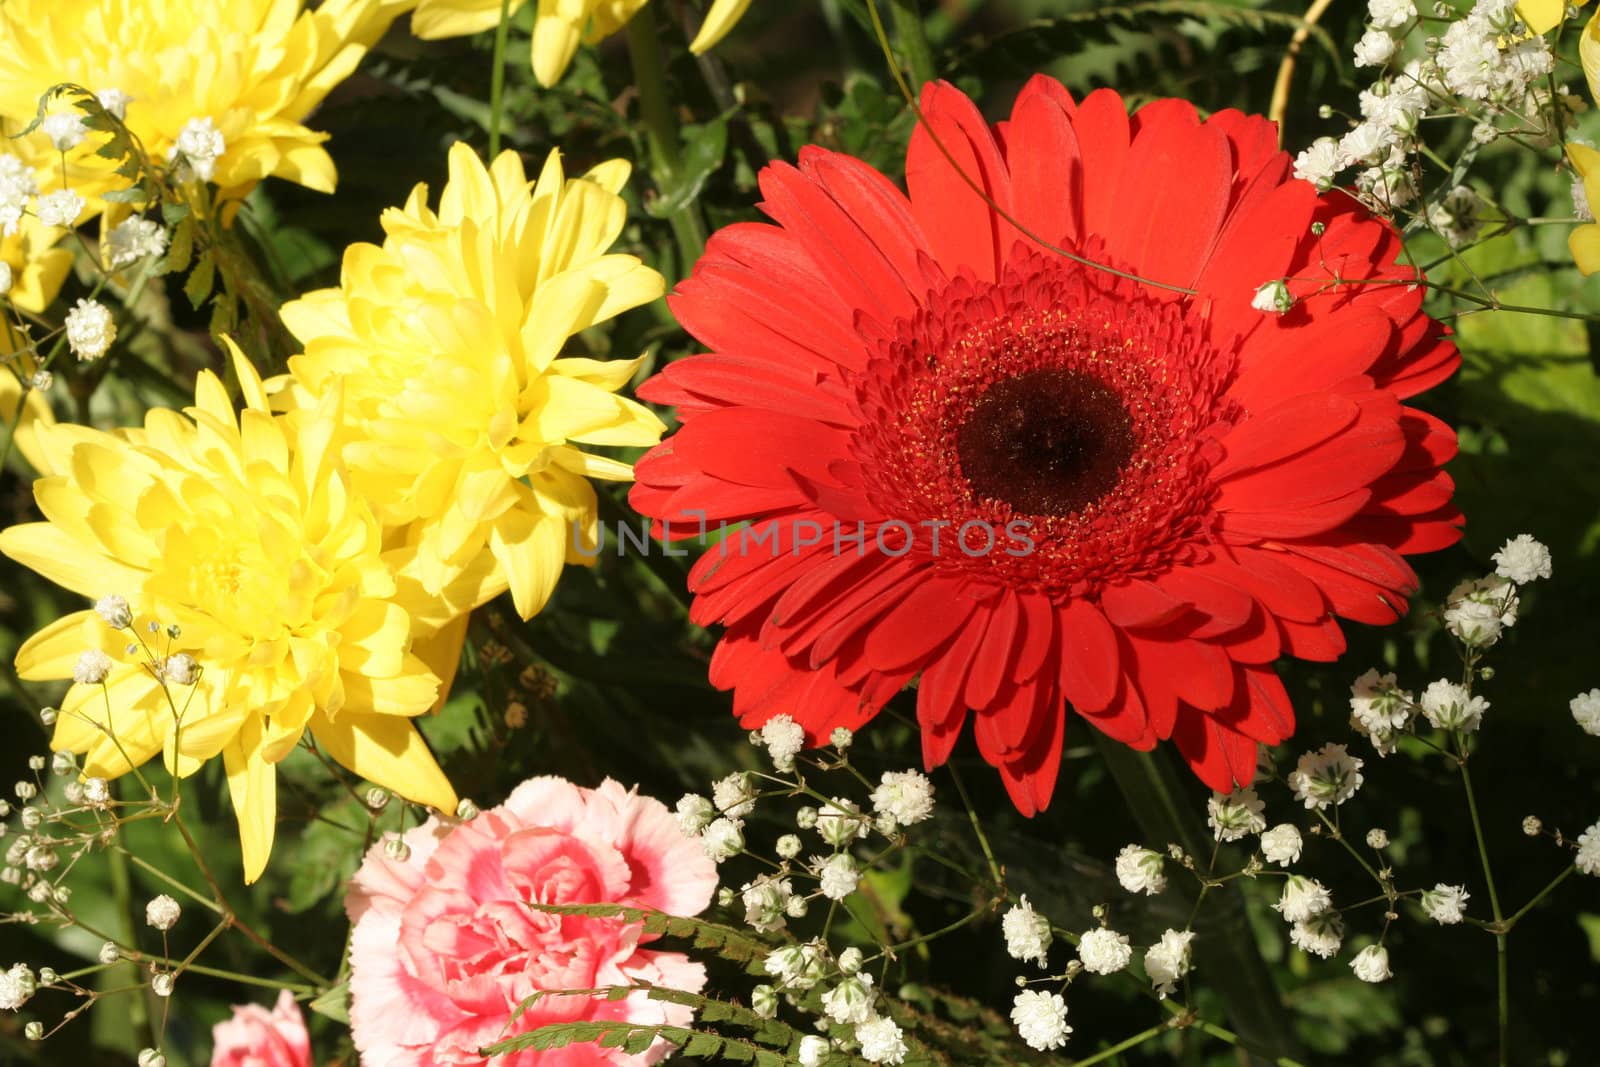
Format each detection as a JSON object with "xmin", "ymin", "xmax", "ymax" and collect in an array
[
  {"xmin": 164, "ymin": 214, "xmax": 196, "ymax": 275},
  {"xmin": 646, "ymin": 118, "xmax": 727, "ymax": 218},
  {"xmin": 184, "ymin": 250, "xmax": 217, "ymax": 309}
]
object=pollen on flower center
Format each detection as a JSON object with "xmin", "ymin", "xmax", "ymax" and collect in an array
[{"xmin": 956, "ymin": 368, "xmax": 1135, "ymax": 516}]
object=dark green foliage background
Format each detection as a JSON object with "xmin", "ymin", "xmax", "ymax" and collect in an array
[{"xmin": 2, "ymin": 1, "xmax": 1597, "ymax": 1064}]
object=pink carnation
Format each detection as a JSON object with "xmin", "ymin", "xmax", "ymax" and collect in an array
[
  {"xmin": 345, "ymin": 777, "xmax": 719, "ymax": 1066},
  {"xmin": 210, "ymin": 990, "xmax": 312, "ymax": 1067}
]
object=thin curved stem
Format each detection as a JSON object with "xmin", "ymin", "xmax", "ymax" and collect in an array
[
  {"xmin": 488, "ymin": 0, "xmax": 513, "ymax": 158},
  {"xmin": 1269, "ymin": 0, "xmax": 1337, "ymax": 140}
]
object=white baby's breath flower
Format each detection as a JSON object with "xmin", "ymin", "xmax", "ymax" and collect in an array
[
  {"xmin": 36, "ymin": 188, "xmax": 84, "ymax": 228},
  {"xmin": 1443, "ymin": 575, "xmax": 1518, "ymax": 647},
  {"xmin": 759, "ymin": 715, "xmax": 805, "ymax": 771},
  {"xmin": 701, "ymin": 817, "xmax": 744, "ymax": 863},
  {"xmin": 95, "ymin": 595, "xmax": 132, "ymax": 630},
  {"xmin": 675, "ymin": 794, "xmax": 714, "ymax": 835},
  {"xmin": 1290, "ymin": 912, "xmax": 1344, "ymax": 958},
  {"xmin": 1349, "ymin": 669, "xmax": 1411, "ymax": 737},
  {"xmin": 73, "ymin": 649, "xmax": 113, "ymax": 685},
  {"xmin": 1294, "ymin": 137, "xmax": 1342, "ymax": 190},
  {"xmin": 144, "ymin": 894, "xmax": 181, "ymax": 931},
  {"xmin": 160, "ymin": 653, "xmax": 197, "ymax": 686},
  {"xmin": 816, "ymin": 853, "xmax": 860, "ymax": 901},
  {"xmin": 1274, "ymin": 876, "xmax": 1333, "ymax": 923},
  {"xmin": 1576, "ymin": 821, "xmax": 1600, "ymax": 877},
  {"xmin": 1207, "ymin": 788, "xmax": 1266, "ymax": 842},
  {"xmin": 1354, "ymin": 29, "xmax": 1397, "ymax": 67},
  {"xmin": 1077, "ymin": 928, "xmax": 1133, "ymax": 975},
  {"xmin": 0, "ymin": 963, "xmax": 37, "ymax": 1010},
  {"xmin": 1143, "ymin": 929, "xmax": 1194, "ymax": 997},
  {"xmin": 712, "ymin": 772, "xmax": 757, "ymax": 819},
  {"xmin": 740, "ymin": 876, "xmax": 792, "ymax": 933},
  {"xmin": 1421, "ymin": 884, "xmax": 1470, "ymax": 924},
  {"xmin": 1251, "ymin": 279, "xmax": 1293, "ymax": 314},
  {"xmin": 170, "ymin": 117, "xmax": 225, "ymax": 181},
  {"xmin": 816, "ymin": 798, "xmax": 868, "ymax": 847},
  {"xmin": 821, "ymin": 974, "xmax": 874, "ymax": 1025},
  {"xmin": 1288, "ymin": 743, "xmax": 1364, "ymax": 809},
  {"xmin": 1571, "ymin": 690, "xmax": 1600, "ymax": 737},
  {"xmin": 870, "ymin": 770, "xmax": 934, "ymax": 827},
  {"xmin": 1350, "ymin": 944, "xmax": 1392, "ymax": 983},
  {"xmin": 1010, "ymin": 990, "xmax": 1071, "ymax": 1051},
  {"xmin": 64, "ymin": 298, "xmax": 116, "ymax": 361},
  {"xmin": 797, "ymin": 1036, "xmax": 830, "ymax": 1067},
  {"xmin": 1492, "ymin": 534, "xmax": 1551, "ymax": 584},
  {"xmin": 95, "ymin": 88, "xmax": 132, "ymax": 120},
  {"xmin": 1365, "ymin": 828, "xmax": 1390, "ymax": 850},
  {"xmin": 40, "ymin": 113, "xmax": 87, "ymax": 151},
  {"xmin": 83, "ymin": 777, "xmax": 110, "ymax": 807},
  {"xmin": 1259, "ymin": 824, "xmax": 1303, "ymax": 866},
  {"xmin": 1002, "ymin": 895, "xmax": 1052, "ymax": 967},
  {"xmin": 1419, "ymin": 679, "xmax": 1487, "ymax": 733},
  {"xmin": 856, "ymin": 1015, "xmax": 907, "ymax": 1064},
  {"xmin": 1368, "ymin": 0, "xmax": 1415, "ymax": 28},
  {"xmin": 104, "ymin": 216, "xmax": 169, "ymax": 270},
  {"xmin": 1116, "ymin": 844, "xmax": 1167, "ymax": 895}
]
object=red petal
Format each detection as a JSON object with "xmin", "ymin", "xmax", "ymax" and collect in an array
[
  {"xmin": 965, "ymin": 590, "xmax": 1022, "ymax": 710},
  {"xmin": 1111, "ymin": 100, "xmax": 1231, "ymax": 292},
  {"xmin": 1004, "ymin": 86, "xmax": 1082, "ymax": 251},
  {"xmin": 1071, "ymin": 88, "xmax": 1132, "ymax": 247},
  {"xmin": 906, "ymin": 81, "xmax": 1017, "ymax": 283},
  {"xmin": 863, "ymin": 575, "xmax": 972, "ymax": 671},
  {"xmin": 1058, "ymin": 598, "xmax": 1120, "ymax": 712},
  {"xmin": 1100, "ymin": 578, "xmax": 1189, "ymax": 629}
]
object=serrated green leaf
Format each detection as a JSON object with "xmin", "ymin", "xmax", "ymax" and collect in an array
[
  {"xmin": 683, "ymin": 1033, "xmax": 724, "ymax": 1056},
  {"xmin": 164, "ymin": 214, "xmax": 195, "ymax": 274},
  {"xmin": 184, "ymin": 251, "xmax": 216, "ymax": 309}
]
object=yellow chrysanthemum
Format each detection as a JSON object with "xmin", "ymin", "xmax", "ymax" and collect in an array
[
  {"xmin": 277, "ymin": 142, "xmax": 665, "ymax": 619},
  {"xmin": 0, "ymin": 341, "xmax": 457, "ymax": 883},
  {"xmin": 410, "ymin": 0, "xmax": 751, "ymax": 86},
  {"xmin": 1568, "ymin": 143, "xmax": 1600, "ymax": 274},
  {"xmin": 1518, "ymin": 0, "xmax": 1591, "ymax": 35},
  {"xmin": 0, "ymin": 0, "xmax": 417, "ymax": 208}
]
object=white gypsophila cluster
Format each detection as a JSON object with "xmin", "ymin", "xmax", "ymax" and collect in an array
[
  {"xmin": 1349, "ymin": 668, "xmax": 1412, "ymax": 757},
  {"xmin": 1288, "ymin": 743, "xmax": 1364, "ymax": 809},
  {"xmin": 1206, "ymin": 787, "xmax": 1266, "ymax": 842},
  {"xmin": 95, "ymin": 594, "xmax": 133, "ymax": 630},
  {"xmin": 35, "ymin": 188, "xmax": 84, "ymax": 229},
  {"xmin": 0, "ymin": 963, "xmax": 37, "ymax": 1011},
  {"xmin": 105, "ymin": 216, "xmax": 169, "ymax": 270},
  {"xmin": 1365, "ymin": 828, "xmax": 1390, "ymax": 850},
  {"xmin": 701, "ymin": 817, "xmax": 743, "ymax": 863},
  {"xmin": 160, "ymin": 653, "xmax": 197, "ymax": 686},
  {"xmin": 1274, "ymin": 875, "xmax": 1333, "ymax": 923},
  {"xmin": 816, "ymin": 797, "xmax": 868, "ymax": 847},
  {"xmin": 821, "ymin": 973, "xmax": 874, "ymax": 1025},
  {"xmin": 816, "ymin": 853, "xmax": 860, "ymax": 901},
  {"xmin": 1427, "ymin": 185, "xmax": 1485, "ymax": 248},
  {"xmin": 65, "ymin": 298, "xmax": 116, "ymax": 362},
  {"xmin": 1143, "ymin": 929, "xmax": 1194, "ymax": 997},
  {"xmin": 1438, "ymin": 0, "xmax": 1552, "ymax": 103},
  {"xmin": 1251, "ymin": 279, "xmax": 1293, "ymax": 314},
  {"xmin": 1290, "ymin": 912, "xmax": 1345, "ymax": 959},
  {"xmin": 1356, "ymin": 148, "xmax": 1418, "ymax": 212},
  {"xmin": 73, "ymin": 648, "xmax": 113, "ymax": 685},
  {"xmin": 1292, "ymin": 137, "xmax": 1342, "ymax": 190},
  {"xmin": 758, "ymin": 715, "xmax": 805, "ymax": 771},
  {"xmin": 40, "ymin": 112, "xmax": 87, "ymax": 152},
  {"xmin": 838, "ymin": 947, "xmax": 863, "ymax": 975},
  {"xmin": 1367, "ymin": 0, "xmax": 1415, "ymax": 30},
  {"xmin": 764, "ymin": 941, "xmax": 826, "ymax": 991},
  {"xmin": 1421, "ymin": 884, "xmax": 1471, "ymax": 924},
  {"xmin": 84, "ymin": 778, "xmax": 110, "ymax": 807},
  {"xmin": 675, "ymin": 793, "xmax": 714, "ymax": 835},
  {"xmin": 1576, "ymin": 178, "xmax": 1596, "ymax": 222},
  {"xmin": 138, "ymin": 1051, "xmax": 166, "ymax": 1067},
  {"xmin": 869, "ymin": 770, "xmax": 934, "ymax": 828},
  {"xmin": 1492, "ymin": 535, "xmax": 1552, "ymax": 584},
  {"xmin": 1115, "ymin": 844, "xmax": 1167, "ymax": 895},
  {"xmin": 775, "ymin": 833, "xmax": 801, "ymax": 860},
  {"xmin": 855, "ymin": 1015, "xmax": 907, "ymax": 1065},
  {"xmin": 830, "ymin": 726, "xmax": 853, "ymax": 749},
  {"xmin": 1001, "ymin": 895, "xmax": 1052, "ymax": 968},
  {"xmin": 1010, "ymin": 990, "xmax": 1071, "ymax": 1052},
  {"xmin": 1577, "ymin": 821, "xmax": 1600, "ymax": 877},
  {"xmin": 1350, "ymin": 944, "xmax": 1392, "ymax": 983},
  {"xmin": 144, "ymin": 894, "xmax": 181, "ymax": 931},
  {"xmin": 1443, "ymin": 575, "xmax": 1519, "ymax": 647},
  {"xmin": 1259, "ymin": 823, "xmax": 1303, "ymax": 866},
  {"xmin": 0, "ymin": 154, "xmax": 39, "ymax": 236},
  {"xmin": 1353, "ymin": 28, "xmax": 1397, "ymax": 68},
  {"xmin": 170, "ymin": 117, "xmax": 225, "ymax": 182},
  {"xmin": 1418, "ymin": 680, "xmax": 1488, "ymax": 733},
  {"xmin": 796, "ymin": 1035, "xmax": 830, "ymax": 1067},
  {"xmin": 712, "ymin": 771, "xmax": 757, "ymax": 819},
  {"xmin": 96, "ymin": 88, "xmax": 132, "ymax": 120},
  {"xmin": 1076, "ymin": 927, "xmax": 1132, "ymax": 975},
  {"xmin": 741, "ymin": 876, "xmax": 792, "ymax": 932},
  {"xmin": 1571, "ymin": 690, "xmax": 1600, "ymax": 737}
]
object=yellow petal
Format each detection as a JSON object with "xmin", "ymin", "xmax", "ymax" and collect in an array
[
  {"xmin": 310, "ymin": 708, "xmax": 458, "ymax": 812},
  {"xmin": 412, "ymin": 0, "xmax": 520, "ymax": 39},
  {"xmin": 411, "ymin": 610, "xmax": 470, "ymax": 714},
  {"xmin": 14, "ymin": 610, "xmax": 97, "ymax": 680},
  {"xmin": 1570, "ymin": 222, "xmax": 1600, "ymax": 275},
  {"xmin": 1584, "ymin": 7, "xmax": 1600, "ymax": 103},
  {"xmin": 531, "ymin": 0, "xmax": 586, "ymax": 87},
  {"xmin": 0, "ymin": 523, "xmax": 149, "ymax": 601},
  {"xmin": 224, "ymin": 714, "xmax": 277, "ymax": 884},
  {"xmin": 689, "ymin": 0, "xmax": 751, "ymax": 53}
]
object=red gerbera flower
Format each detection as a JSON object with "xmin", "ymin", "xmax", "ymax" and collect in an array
[{"xmin": 631, "ymin": 77, "xmax": 1462, "ymax": 812}]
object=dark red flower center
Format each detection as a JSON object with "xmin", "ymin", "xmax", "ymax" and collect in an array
[
  {"xmin": 851, "ymin": 247, "xmax": 1241, "ymax": 594},
  {"xmin": 956, "ymin": 368, "xmax": 1135, "ymax": 516}
]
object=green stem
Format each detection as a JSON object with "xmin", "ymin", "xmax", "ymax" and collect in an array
[
  {"xmin": 488, "ymin": 0, "xmax": 513, "ymax": 158},
  {"xmin": 624, "ymin": 8, "xmax": 708, "ymax": 272},
  {"xmin": 106, "ymin": 826, "xmax": 152, "ymax": 1048},
  {"xmin": 1459, "ymin": 760, "xmax": 1507, "ymax": 1066},
  {"xmin": 887, "ymin": 0, "xmax": 936, "ymax": 87},
  {"xmin": 1504, "ymin": 865, "xmax": 1575, "ymax": 928},
  {"xmin": 1070, "ymin": 1022, "xmax": 1169, "ymax": 1066},
  {"xmin": 946, "ymin": 761, "xmax": 1002, "ymax": 889}
]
